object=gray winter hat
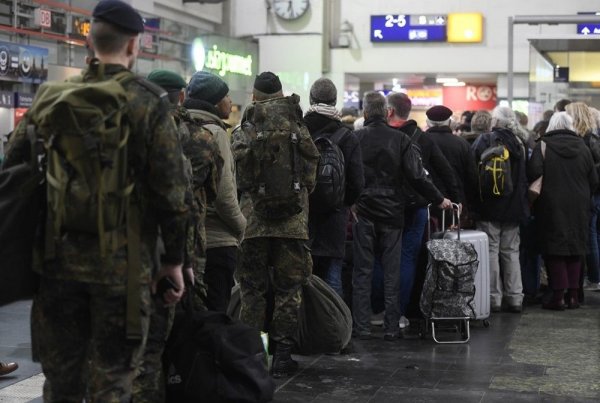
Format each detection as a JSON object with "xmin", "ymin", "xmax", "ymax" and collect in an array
[{"xmin": 310, "ymin": 77, "xmax": 337, "ymax": 105}]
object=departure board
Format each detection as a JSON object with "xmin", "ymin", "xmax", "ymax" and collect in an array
[{"xmin": 370, "ymin": 14, "xmax": 447, "ymax": 42}]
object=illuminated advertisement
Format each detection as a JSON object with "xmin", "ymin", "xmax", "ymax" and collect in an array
[
  {"xmin": 0, "ymin": 41, "xmax": 48, "ymax": 84},
  {"xmin": 192, "ymin": 37, "xmax": 256, "ymax": 77}
]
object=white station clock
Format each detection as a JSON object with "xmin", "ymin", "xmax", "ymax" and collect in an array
[{"xmin": 272, "ymin": 0, "xmax": 310, "ymax": 21}]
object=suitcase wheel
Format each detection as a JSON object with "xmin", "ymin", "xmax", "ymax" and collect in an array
[{"xmin": 483, "ymin": 319, "xmax": 490, "ymax": 328}]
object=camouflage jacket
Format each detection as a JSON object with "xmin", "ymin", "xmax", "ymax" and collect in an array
[
  {"xmin": 177, "ymin": 107, "xmax": 223, "ymax": 257},
  {"xmin": 3, "ymin": 63, "xmax": 188, "ymax": 284},
  {"xmin": 231, "ymin": 95, "xmax": 319, "ymax": 240}
]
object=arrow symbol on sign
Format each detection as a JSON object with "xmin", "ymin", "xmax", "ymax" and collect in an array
[
  {"xmin": 436, "ymin": 16, "xmax": 445, "ymax": 25},
  {"xmin": 374, "ymin": 29, "xmax": 383, "ymax": 39},
  {"xmin": 582, "ymin": 26, "xmax": 591, "ymax": 34}
]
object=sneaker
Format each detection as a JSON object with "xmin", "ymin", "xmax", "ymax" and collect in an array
[
  {"xmin": 398, "ymin": 315, "xmax": 410, "ymax": 329},
  {"xmin": 370, "ymin": 311, "xmax": 384, "ymax": 326},
  {"xmin": 583, "ymin": 279, "xmax": 600, "ymax": 291}
]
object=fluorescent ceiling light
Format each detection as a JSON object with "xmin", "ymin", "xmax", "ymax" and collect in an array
[
  {"xmin": 443, "ymin": 81, "xmax": 466, "ymax": 87},
  {"xmin": 436, "ymin": 77, "xmax": 458, "ymax": 84}
]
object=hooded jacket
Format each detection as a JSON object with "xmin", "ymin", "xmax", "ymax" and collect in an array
[
  {"xmin": 471, "ymin": 127, "xmax": 529, "ymax": 222},
  {"xmin": 528, "ymin": 129, "xmax": 598, "ymax": 255}
]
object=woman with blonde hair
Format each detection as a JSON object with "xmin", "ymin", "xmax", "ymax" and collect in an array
[
  {"xmin": 566, "ymin": 102, "xmax": 600, "ymax": 291},
  {"xmin": 528, "ymin": 112, "xmax": 598, "ymax": 309}
]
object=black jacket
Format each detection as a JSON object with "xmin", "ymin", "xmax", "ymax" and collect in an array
[
  {"xmin": 471, "ymin": 127, "xmax": 529, "ymax": 222},
  {"xmin": 427, "ymin": 125, "xmax": 478, "ymax": 205},
  {"xmin": 528, "ymin": 129, "xmax": 598, "ymax": 255},
  {"xmin": 354, "ymin": 116, "xmax": 444, "ymax": 228},
  {"xmin": 397, "ymin": 120, "xmax": 459, "ymax": 206},
  {"xmin": 304, "ymin": 112, "xmax": 364, "ymax": 258}
]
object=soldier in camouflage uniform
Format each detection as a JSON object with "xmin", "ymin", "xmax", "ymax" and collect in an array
[
  {"xmin": 232, "ymin": 72, "xmax": 319, "ymax": 378},
  {"xmin": 131, "ymin": 70, "xmax": 220, "ymax": 403},
  {"xmin": 3, "ymin": 2, "xmax": 188, "ymax": 401}
]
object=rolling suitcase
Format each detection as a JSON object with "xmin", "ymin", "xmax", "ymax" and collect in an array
[{"xmin": 434, "ymin": 206, "xmax": 491, "ymax": 327}]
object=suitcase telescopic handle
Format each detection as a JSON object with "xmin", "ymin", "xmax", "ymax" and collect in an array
[{"xmin": 427, "ymin": 203, "xmax": 462, "ymax": 240}]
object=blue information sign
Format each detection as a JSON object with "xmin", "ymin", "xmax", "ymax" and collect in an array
[
  {"xmin": 577, "ymin": 12, "xmax": 600, "ymax": 35},
  {"xmin": 371, "ymin": 14, "xmax": 447, "ymax": 42}
]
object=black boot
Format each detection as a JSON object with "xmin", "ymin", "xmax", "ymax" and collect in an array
[{"xmin": 271, "ymin": 343, "xmax": 298, "ymax": 379}]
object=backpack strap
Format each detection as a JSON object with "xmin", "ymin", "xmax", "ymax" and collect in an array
[{"xmin": 288, "ymin": 106, "xmax": 302, "ymax": 194}]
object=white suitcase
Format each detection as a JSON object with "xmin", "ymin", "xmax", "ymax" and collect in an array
[{"xmin": 442, "ymin": 229, "xmax": 491, "ymax": 325}]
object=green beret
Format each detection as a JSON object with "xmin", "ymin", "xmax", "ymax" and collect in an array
[{"xmin": 147, "ymin": 70, "xmax": 187, "ymax": 92}]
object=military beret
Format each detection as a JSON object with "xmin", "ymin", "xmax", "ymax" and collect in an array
[
  {"xmin": 147, "ymin": 70, "xmax": 187, "ymax": 92},
  {"xmin": 187, "ymin": 71, "xmax": 229, "ymax": 105},
  {"xmin": 254, "ymin": 72, "xmax": 282, "ymax": 95},
  {"xmin": 426, "ymin": 105, "xmax": 453, "ymax": 122},
  {"xmin": 92, "ymin": 0, "xmax": 145, "ymax": 34}
]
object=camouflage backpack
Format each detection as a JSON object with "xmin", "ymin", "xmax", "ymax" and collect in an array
[
  {"xmin": 27, "ymin": 67, "xmax": 135, "ymax": 257},
  {"xmin": 237, "ymin": 95, "xmax": 319, "ymax": 220}
]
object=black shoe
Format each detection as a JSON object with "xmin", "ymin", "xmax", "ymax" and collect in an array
[
  {"xmin": 352, "ymin": 332, "xmax": 374, "ymax": 340},
  {"xmin": 491, "ymin": 305, "xmax": 501, "ymax": 313},
  {"xmin": 271, "ymin": 343, "xmax": 299, "ymax": 379},
  {"xmin": 542, "ymin": 301, "xmax": 566, "ymax": 311},
  {"xmin": 383, "ymin": 333, "xmax": 399, "ymax": 341},
  {"xmin": 507, "ymin": 304, "xmax": 522, "ymax": 313}
]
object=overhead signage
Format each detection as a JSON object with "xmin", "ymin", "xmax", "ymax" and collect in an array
[
  {"xmin": 447, "ymin": 13, "xmax": 483, "ymax": 43},
  {"xmin": 405, "ymin": 88, "xmax": 443, "ymax": 107},
  {"xmin": 34, "ymin": 9, "xmax": 52, "ymax": 29},
  {"xmin": 0, "ymin": 91, "xmax": 14, "ymax": 108},
  {"xmin": 443, "ymin": 85, "xmax": 497, "ymax": 111},
  {"xmin": 0, "ymin": 41, "xmax": 48, "ymax": 84},
  {"xmin": 15, "ymin": 92, "xmax": 34, "ymax": 108},
  {"xmin": 371, "ymin": 14, "xmax": 446, "ymax": 42},
  {"xmin": 577, "ymin": 12, "xmax": 600, "ymax": 35},
  {"xmin": 192, "ymin": 38, "xmax": 253, "ymax": 77},
  {"xmin": 71, "ymin": 16, "xmax": 91, "ymax": 39}
]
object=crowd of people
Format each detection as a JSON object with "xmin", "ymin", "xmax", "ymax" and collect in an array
[{"xmin": 2, "ymin": 1, "xmax": 600, "ymax": 401}]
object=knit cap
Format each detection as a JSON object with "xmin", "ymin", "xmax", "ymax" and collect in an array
[
  {"xmin": 309, "ymin": 78, "xmax": 337, "ymax": 105},
  {"xmin": 187, "ymin": 71, "xmax": 229, "ymax": 105},
  {"xmin": 254, "ymin": 71, "xmax": 282, "ymax": 95}
]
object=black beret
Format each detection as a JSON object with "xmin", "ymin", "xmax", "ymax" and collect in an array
[
  {"xmin": 147, "ymin": 70, "xmax": 186, "ymax": 91},
  {"xmin": 426, "ymin": 105, "xmax": 453, "ymax": 122},
  {"xmin": 92, "ymin": 0, "xmax": 145, "ymax": 34},
  {"xmin": 254, "ymin": 72, "xmax": 282, "ymax": 95}
]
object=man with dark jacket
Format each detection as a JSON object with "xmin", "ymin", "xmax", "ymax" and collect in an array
[
  {"xmin": 352, "ymin": 91, "xmax": 451, "ymax": 341},
  {"xmin": 304, "ymin": 78, "xmax": 364, "ymax": 296},
  {"xmin": 471, "ymin": 106, "xmax": 529, "ymax": 313},
  {"xmin": 386, "ymin": 92, "xmax": 458, "ymax": 327},
  {"xmin": 426, "ymin": 105, "xmax": 478, "ymax": 209}
]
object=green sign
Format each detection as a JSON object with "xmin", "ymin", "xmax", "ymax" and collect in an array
[{"xmin": 192, "ymin": 38, "xmax": 252, "ymax": 77}]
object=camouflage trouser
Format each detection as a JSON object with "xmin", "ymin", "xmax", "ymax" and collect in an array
[
  {"xmin": 238, "ymin": 237, "xmax": 312, "ymax": 345},
  {"xmin": 131, "ymin": 295, "xmax": 174, "ymax": 403},
  {"xmin": 32, "ymin": 277, "xmax": 150, "ymax": 403}
]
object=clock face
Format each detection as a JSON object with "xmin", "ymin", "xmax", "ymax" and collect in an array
[{"xmin": 273, "ymin": 0, "xmax": 310, "ymax": 21}]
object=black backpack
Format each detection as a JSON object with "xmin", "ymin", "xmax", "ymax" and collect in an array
[
  {"xmin": 0, "ymin": 128, "xmax": 45, "ymax": 305},
  {"xmin": 163, "ymin": 309, "xmax": 274, "ymax": 403},
  {"xmin": 309, "ymin": 127, "xmax": 347, "ymax": 214},
  {"xmin": 478, "ymin": 133, "xmax": 513, "ymax": 200}
]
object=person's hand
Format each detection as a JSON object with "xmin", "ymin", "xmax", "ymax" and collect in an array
[
  {"xmin": 152, "ymin": 263, "xmax": 184, "ymax": 306},
  {"xmin": 437, "ymin": 198, "xmax": 452, "ymax": 210},
  {"xmin": 184, "ymin": 267, "xmax": 195, "ymax": 286}
]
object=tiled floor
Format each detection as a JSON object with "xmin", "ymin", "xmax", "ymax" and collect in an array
[{"xmin": 1, "ymin": 292, "xmax": 599, "ymax": 402}]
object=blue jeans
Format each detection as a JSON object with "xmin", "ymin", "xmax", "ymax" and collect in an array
[
  {"xmin": 371, "ymin": 207, "xmax": 427, "ymax": 316},
  {"xmin": 313, "ymin": 256, "xmax": 344, "ymax": 297},
  {"xmin": 398, "ymin": 207, "xmax": 427, "ymax": 315},
  {"xmin": 586, "ymin": 194, "xmax": 600, "ymax": 283}
]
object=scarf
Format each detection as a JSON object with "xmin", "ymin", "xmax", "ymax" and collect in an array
[{"xmin": 306, "ymin": 103, "xmax": 341, "ymax": 121}]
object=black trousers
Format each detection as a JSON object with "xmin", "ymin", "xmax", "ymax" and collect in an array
[{"xmin": 204, "ymin": 246, "xmax": 238, "ymax": 312}]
